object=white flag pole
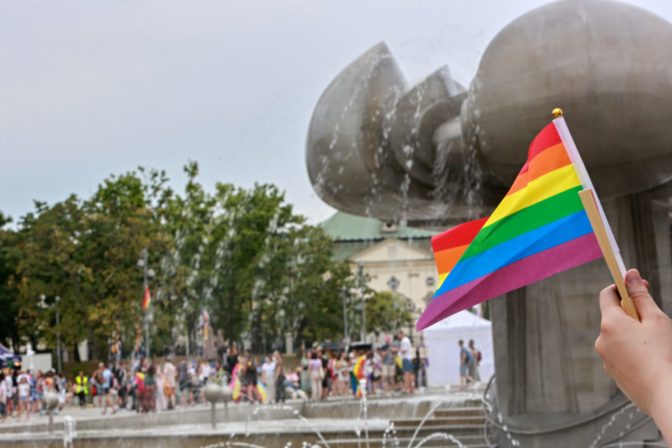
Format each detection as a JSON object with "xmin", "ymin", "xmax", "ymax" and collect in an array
[
  {"xmin": 551, "ymin": 108, "xmax": 638, "ymax": 320},
  {"xmin": 552, "ymin": 111, "xmax": 626, "ymax": 276}
]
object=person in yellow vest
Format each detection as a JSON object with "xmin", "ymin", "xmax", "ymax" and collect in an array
[{"xmin": 74, "ymin": 371, "xmax": 88, "ymax": 408}]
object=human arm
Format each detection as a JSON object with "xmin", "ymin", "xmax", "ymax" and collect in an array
[{"xmin": 595, "ymin": 269, "xmax": 672, "ymax": 443}]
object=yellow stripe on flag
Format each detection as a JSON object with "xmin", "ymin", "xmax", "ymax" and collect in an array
[
  {"xmin": 436, "ymin": 272, "xmax": 449, "ymax": 292},
  {"xmin": 485, "ymin": 164, "xmax": 581, "ymax": 227}
]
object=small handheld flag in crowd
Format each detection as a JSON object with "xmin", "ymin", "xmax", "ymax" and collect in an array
[
  {"xmin": 418, "ymin": 108, "xmax": 637, "ymax": 330},
  {"xmin": 141, "ymin": 287, "xmax": 151, "ymax": 311}
]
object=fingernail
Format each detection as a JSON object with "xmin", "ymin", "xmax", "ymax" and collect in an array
[{"xmin": 626, "ymin": 269, "xmax": 642, "ymax": 285}]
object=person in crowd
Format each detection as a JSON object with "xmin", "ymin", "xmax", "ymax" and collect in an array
[
  {"xmin": 177, "ymin": 359, "xmax": 190, "ymax": 406},
  {"xmin": 398, "ymin": 330, "xmax": 415, "ymax": 394},
  {"xmin": 42, "ymin": 371, "xmax": 55, "ymax": 415},
  {"xmin": 142, "ymin": 364, "xmax": 156, "ymax": 413},
  {"xmin": 90, "ymin": 364, "xmax": 102, "ymax": 407},
  {"xmin": 380, "ymin": 337, "xmax": 396, "ymax": 392},
  {"xmin": 244, "ymin": 355, "xmax": 259, "ymax": 403},
  {"xmin": 17, "ymin": 375, "xmax": 30, "ymax": 421},
  {"xmin": 261, "ymin": 355, "xmax": 276, "ymax": 403},
  {"xmin": 308, "ymin": 351, "xmax": 323, "ymax": 401},
  {"xmin": 189, "ymin": 360, "xmax": 201, "ymax": 404},
  {"xmin": 348, "ymin": 351, "xmax": 358, "ymax": 396},
  {"xmin": 101, "ymin": 363, "xmax": 114, "ymax": 415},
  {"xmin": 468, "ymin": 339, "xmax": 481, "ymax": 384},
  {"xmin": 237, "ymin": 356, "xmax": 251, "ymax": 403},
  {"xmin": 333, "ymin": 352, "xmax": 347, "ymax": 396},
  {"xmin": 458, "ymin": 339, "xmax": 474, "ymax": 388},
  {"xmin": 132, "ymin": 367, "xmax": 144, "ymax": 412},
  {"xmin": 163, "ymin": 357, "xmax": 177, "ymax": 410},
  {"xmin": 273, "ymin": 351, "xmax": 286, "ymax": 403},
  {"xmin": 11, "ymin": 369, "xmax": 18, "ymax": 416},
  {"xmin": 2, "ymin": 368, "xmax": 14, "ymax": 418},
  {"xmin": 364, "ymin": 350, "xmax": 375, "ymax": 395},
  {"xmin": 54, "ymin": 372, "xmax": 72, "ymax": 411},
  {"xmin": 0, "ymin": 370, "xmax": 7, "ymax": 422},
  {"xmin": 226, "ymin": 343, "xmax": 239, "ymax": 375},
  {"xmin": 74, "ymin": 370, "xmax": 88, "ymax": 408},
  {"xmin": 114, "ymin": 362, "xmax": 128, "ymax": 410},
  {"xmin": 417, "ymin": 337, "xmax": 428, "ymax": 389},
  {"xmin": 320, "ymin": 349, "xmax": 333, "ymax": 400},
  {"xmin": 32, "ymin": 370, "xmax": 43, "ymax": 414},
  {"xmin": 155, "ymin": 363, "xmax": 166, "ymax": 412}
]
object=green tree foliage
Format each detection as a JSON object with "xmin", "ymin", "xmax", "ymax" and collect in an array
[
  {"xmin": 365, "ymin": 291, "xmax": 414, "ymax": 334},
  {"xmin": 0, "ymin": 213, "xmax": 20, "ymax": 349},
  {"xmin": 2, "ymin": 162, "xmax": 353, "ymax": 359}
]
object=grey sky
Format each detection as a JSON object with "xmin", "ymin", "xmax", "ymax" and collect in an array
[{"xmin": 1, "ymin": 0, "xmax": 670, "ymax": 224}]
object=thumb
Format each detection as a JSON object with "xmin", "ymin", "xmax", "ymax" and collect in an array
[{"xmin": 625, "ymin": 269, "xmax": 659, "ymax": 319}]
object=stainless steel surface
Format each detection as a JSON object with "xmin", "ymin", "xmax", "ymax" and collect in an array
[
  {"xmin": 470, "ymin": 0, "xmax": 672, "ymax": 197},
  {"xmin": 307, "ymin": 0, "xmax": 672, "ymax": 225}
]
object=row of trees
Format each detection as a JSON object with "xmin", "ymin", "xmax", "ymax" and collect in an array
[{"xmin": 0, "ymin": 163, "xmax": 412, "ymax": 361}]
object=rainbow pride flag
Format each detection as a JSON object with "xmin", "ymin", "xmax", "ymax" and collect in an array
[
  {"xmin": 417, "ymin": 119, "xmax": 603, "ymax": 330},
  {"xmin": 141, "ymin": 287, "xmax": 151, "ymax": 311},
  {"xmin": 229, "ymin": 363, "xmax": 269, "ymax": 404}
]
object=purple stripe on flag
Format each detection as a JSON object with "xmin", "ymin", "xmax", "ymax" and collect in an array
[{"xmin": 416, "ymin": 233, "xmax": 602, "ymax": 330}]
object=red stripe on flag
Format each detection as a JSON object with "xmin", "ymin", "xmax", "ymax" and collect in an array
[
  {"xmin": 431, "ymin": 217, "xmax": 488, "ymax": 252},
  {"xmin": 527, "ymin": 122, "xmax": 562, "ymax": 161}
]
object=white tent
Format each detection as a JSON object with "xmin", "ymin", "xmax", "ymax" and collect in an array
[{"xmin": 423, "ymin": 310, "xmax": 494, "ymax": 387}]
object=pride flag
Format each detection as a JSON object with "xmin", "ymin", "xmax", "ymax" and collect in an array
[
  {"xmin": 141, "ymin": 287, "xmax": 151, "ymax": 311},
  {"xmin": 230, "ymin": 363, "xmax": 269, "ymax": 403},
  {"xmin": 417, "ymin": 119, "xmax": 603, "ymax": 330}
]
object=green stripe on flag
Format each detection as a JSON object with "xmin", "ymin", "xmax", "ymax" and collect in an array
[{"xmin": 461, "ymin": 186, "xmax": 584, "ymax": 260}]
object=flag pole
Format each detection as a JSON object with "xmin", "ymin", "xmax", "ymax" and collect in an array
[
  {"xmin": 579, "ymin": 189, "xmax": 638, "ymax": 320},
  {"xmin": 552, "ymin": 108, "xmax": 639, "ymax": 321}
]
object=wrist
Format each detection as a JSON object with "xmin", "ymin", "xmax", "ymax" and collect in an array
[{"xmin": 649, "ymin": 374, "xmax": 672, "ymax": 428}]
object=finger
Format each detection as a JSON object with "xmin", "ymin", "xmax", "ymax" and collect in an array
[
  {"xmin": 599, "ymin": 284, "xmax": 622, "ymax": 316},
  {"xmin": 625, "ymin": 269, "xmax": 660, "ymax": 320}
]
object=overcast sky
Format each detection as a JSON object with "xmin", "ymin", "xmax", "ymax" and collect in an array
[{"xmin": 1, "ymin": 0, "xmax": 670, "ymax": 224}]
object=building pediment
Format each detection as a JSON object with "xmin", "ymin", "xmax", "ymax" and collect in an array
[{"xmin": 351, "ymin": 239, "xmax": 433, "ymax": 264}]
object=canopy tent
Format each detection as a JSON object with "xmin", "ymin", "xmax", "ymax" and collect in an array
[
  {"xmin": 423, "ymin": 310, "xmax": 494, "ymax": 387},
  {"xmin": 0, "ymin": 343, "xmax": 21, "ymax": 368}
]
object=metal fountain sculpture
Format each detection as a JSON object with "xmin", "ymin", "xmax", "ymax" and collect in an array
[{"xmin": 306, "ymin": 0, "xmax": 672, "ymax": 446}]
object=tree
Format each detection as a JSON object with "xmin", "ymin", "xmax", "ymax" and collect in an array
[
  {"xmin": 3, "ymin": 161, "xmax": 359, "ymax": 360},
  {"xmin": 0, "ymin": 212, "xmax": 20, "ymax": 350},
  {"xmin": 365, "ymin": 291, "xmax": 414, "ymax": 334}
]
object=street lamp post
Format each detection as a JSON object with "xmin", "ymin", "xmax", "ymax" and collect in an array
[
  {"xmin": 340, "ymin": 288, "xmax": 349, "ymax": 347},
  {"xmin": 405, "ymin": 300, "xmax": 416, "ymax": 338},
  {"xmin": 138, "ymin": 248, "xmax": 154, "ymax": 359},
  {"xmin": 39, "ymin": 295, "xmax": 62, "ymax": 372},
  {"xmin": 55, "ymin": 296, "xmax": 62, "ymax": 373},
  {"xmin": 357, "ymin": 263, "xmax": 366, "ymax": 342}
]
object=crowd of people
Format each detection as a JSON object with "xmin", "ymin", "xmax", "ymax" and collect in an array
[
  {"xmin": 246, "ymin": 329, "xmax": 428, "ymax": 402},
  {"xmin": 0, "ymin": 368, "xmax": 68, "ymax": 421},
  {"xmin": 0, "ymin": 330, "xmax": 432, "ymax": 421}
]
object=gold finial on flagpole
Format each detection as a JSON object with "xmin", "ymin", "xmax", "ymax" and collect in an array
[{"xmin": 552, "ymin": 107, "xmax": 564, "ymax": 118}]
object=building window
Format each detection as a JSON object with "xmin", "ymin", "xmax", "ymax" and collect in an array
[
  {"xmin": 387, "ymin": 276, "xmax": 400, "ymax": 291},
  {"xmin": 426, "ymin": 276, "xmax": 435, "ymax": 287}
]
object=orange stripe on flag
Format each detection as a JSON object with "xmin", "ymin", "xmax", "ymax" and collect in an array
[
  {"xmin": 434, "ymin": 244, "xmax": 469, "ymax": 275},
  {"xmin": 507, "ymin": 143, "xmax": 571, "ymax": 196}
]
